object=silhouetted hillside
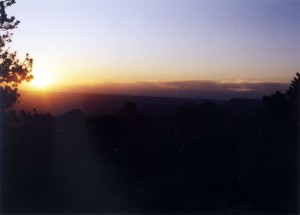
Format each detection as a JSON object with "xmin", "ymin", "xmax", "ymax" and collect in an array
[
  {"xmin": 225, "ymin": 98, "xmax": 263, "ymax": 117},
  {"xmin": 1, "ymin": 81, "xmax": 299, "ymax": 213},
  {"xmin": 16, "ymin": 91, "xmax": 224, "ymax": 116},
  {"xmin": 116, "ymin": 101, "xmax": 141, "ymax": 119}
]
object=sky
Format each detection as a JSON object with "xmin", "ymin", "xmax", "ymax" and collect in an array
[{"xmin": 6, "ymin": 0, "xmax": 300, "ymax": 98}]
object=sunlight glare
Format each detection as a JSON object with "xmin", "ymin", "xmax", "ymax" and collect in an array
[{"xmin": 31, "ymin": 71, "xmax": 53, "ymax": 88}]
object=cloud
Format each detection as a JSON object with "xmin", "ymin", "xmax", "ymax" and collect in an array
[{"xmin": 60, "ymin": 80, "xmax": 289, "ymax": 100}]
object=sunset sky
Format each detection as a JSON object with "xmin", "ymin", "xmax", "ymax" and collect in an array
[{"xmin": 8, "ymin": 0, "xmax": 300, "ymax": 98}]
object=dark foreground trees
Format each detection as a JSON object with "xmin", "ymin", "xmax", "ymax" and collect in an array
[
  {"xmin": 1, "ymin": 74, "xmax": 299, "ymax": 214},
  {"xmin": 0, "ymin": 0, "xmax": 33, "ymax": 118}
]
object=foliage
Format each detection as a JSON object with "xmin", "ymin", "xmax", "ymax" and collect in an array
[
  {"xmin": 287, "ymin": 72, "xmax": 300, "ymax": 100},
  {"xmin": 262, "ymin": 73, "xmax": 299, "ymax": 127},
  {"xmin": 0, "ymin": 0, "xmax": 33, "ymax": 112},
  {"xmin": 286, "ymin": 72, "xmax": 300, "ymax": 115}
]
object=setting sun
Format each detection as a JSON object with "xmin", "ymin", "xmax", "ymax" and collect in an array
[{"xmin": 31, "ymin": 71, "xmax": 52, "ymax": 88}]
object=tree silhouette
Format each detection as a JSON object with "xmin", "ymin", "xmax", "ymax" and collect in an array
[
  {"xmin": 287, "ymin": 72, "xmax": 300, "ymax": 102},
  {"xmin": 0, "ymin": 0, "xmax": 33, "ymax": 112},
  {"xmin": 286, "ymin": 73, "xmax": 299, "ymax": 124},
  {"xmin": 262, "ymin": 73, "xmax": 300, "ymax": 122}
]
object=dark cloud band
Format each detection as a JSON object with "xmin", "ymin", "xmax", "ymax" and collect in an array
[{"xmin": 63, "ymin": 80, "xmax": 289, "ymax": 100}]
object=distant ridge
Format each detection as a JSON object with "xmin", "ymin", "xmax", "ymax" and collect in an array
[{"xmin": 16, "ymin": 91, "xmax": 261, "ymax": 117}]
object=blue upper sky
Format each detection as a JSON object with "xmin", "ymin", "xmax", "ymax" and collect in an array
[{"xmin": 7, "ymin": 0, "xmax": 300, "ymax": 91}]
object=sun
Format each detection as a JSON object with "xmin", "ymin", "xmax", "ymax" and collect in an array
[{"xmin": 31, "ymin": 71, "xmax": 52, "ymax": 88}]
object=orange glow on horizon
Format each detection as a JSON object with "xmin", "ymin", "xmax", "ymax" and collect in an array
[{"xmin": 30, "ymin": 70, "xmax": 54, "ymax": 89}]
